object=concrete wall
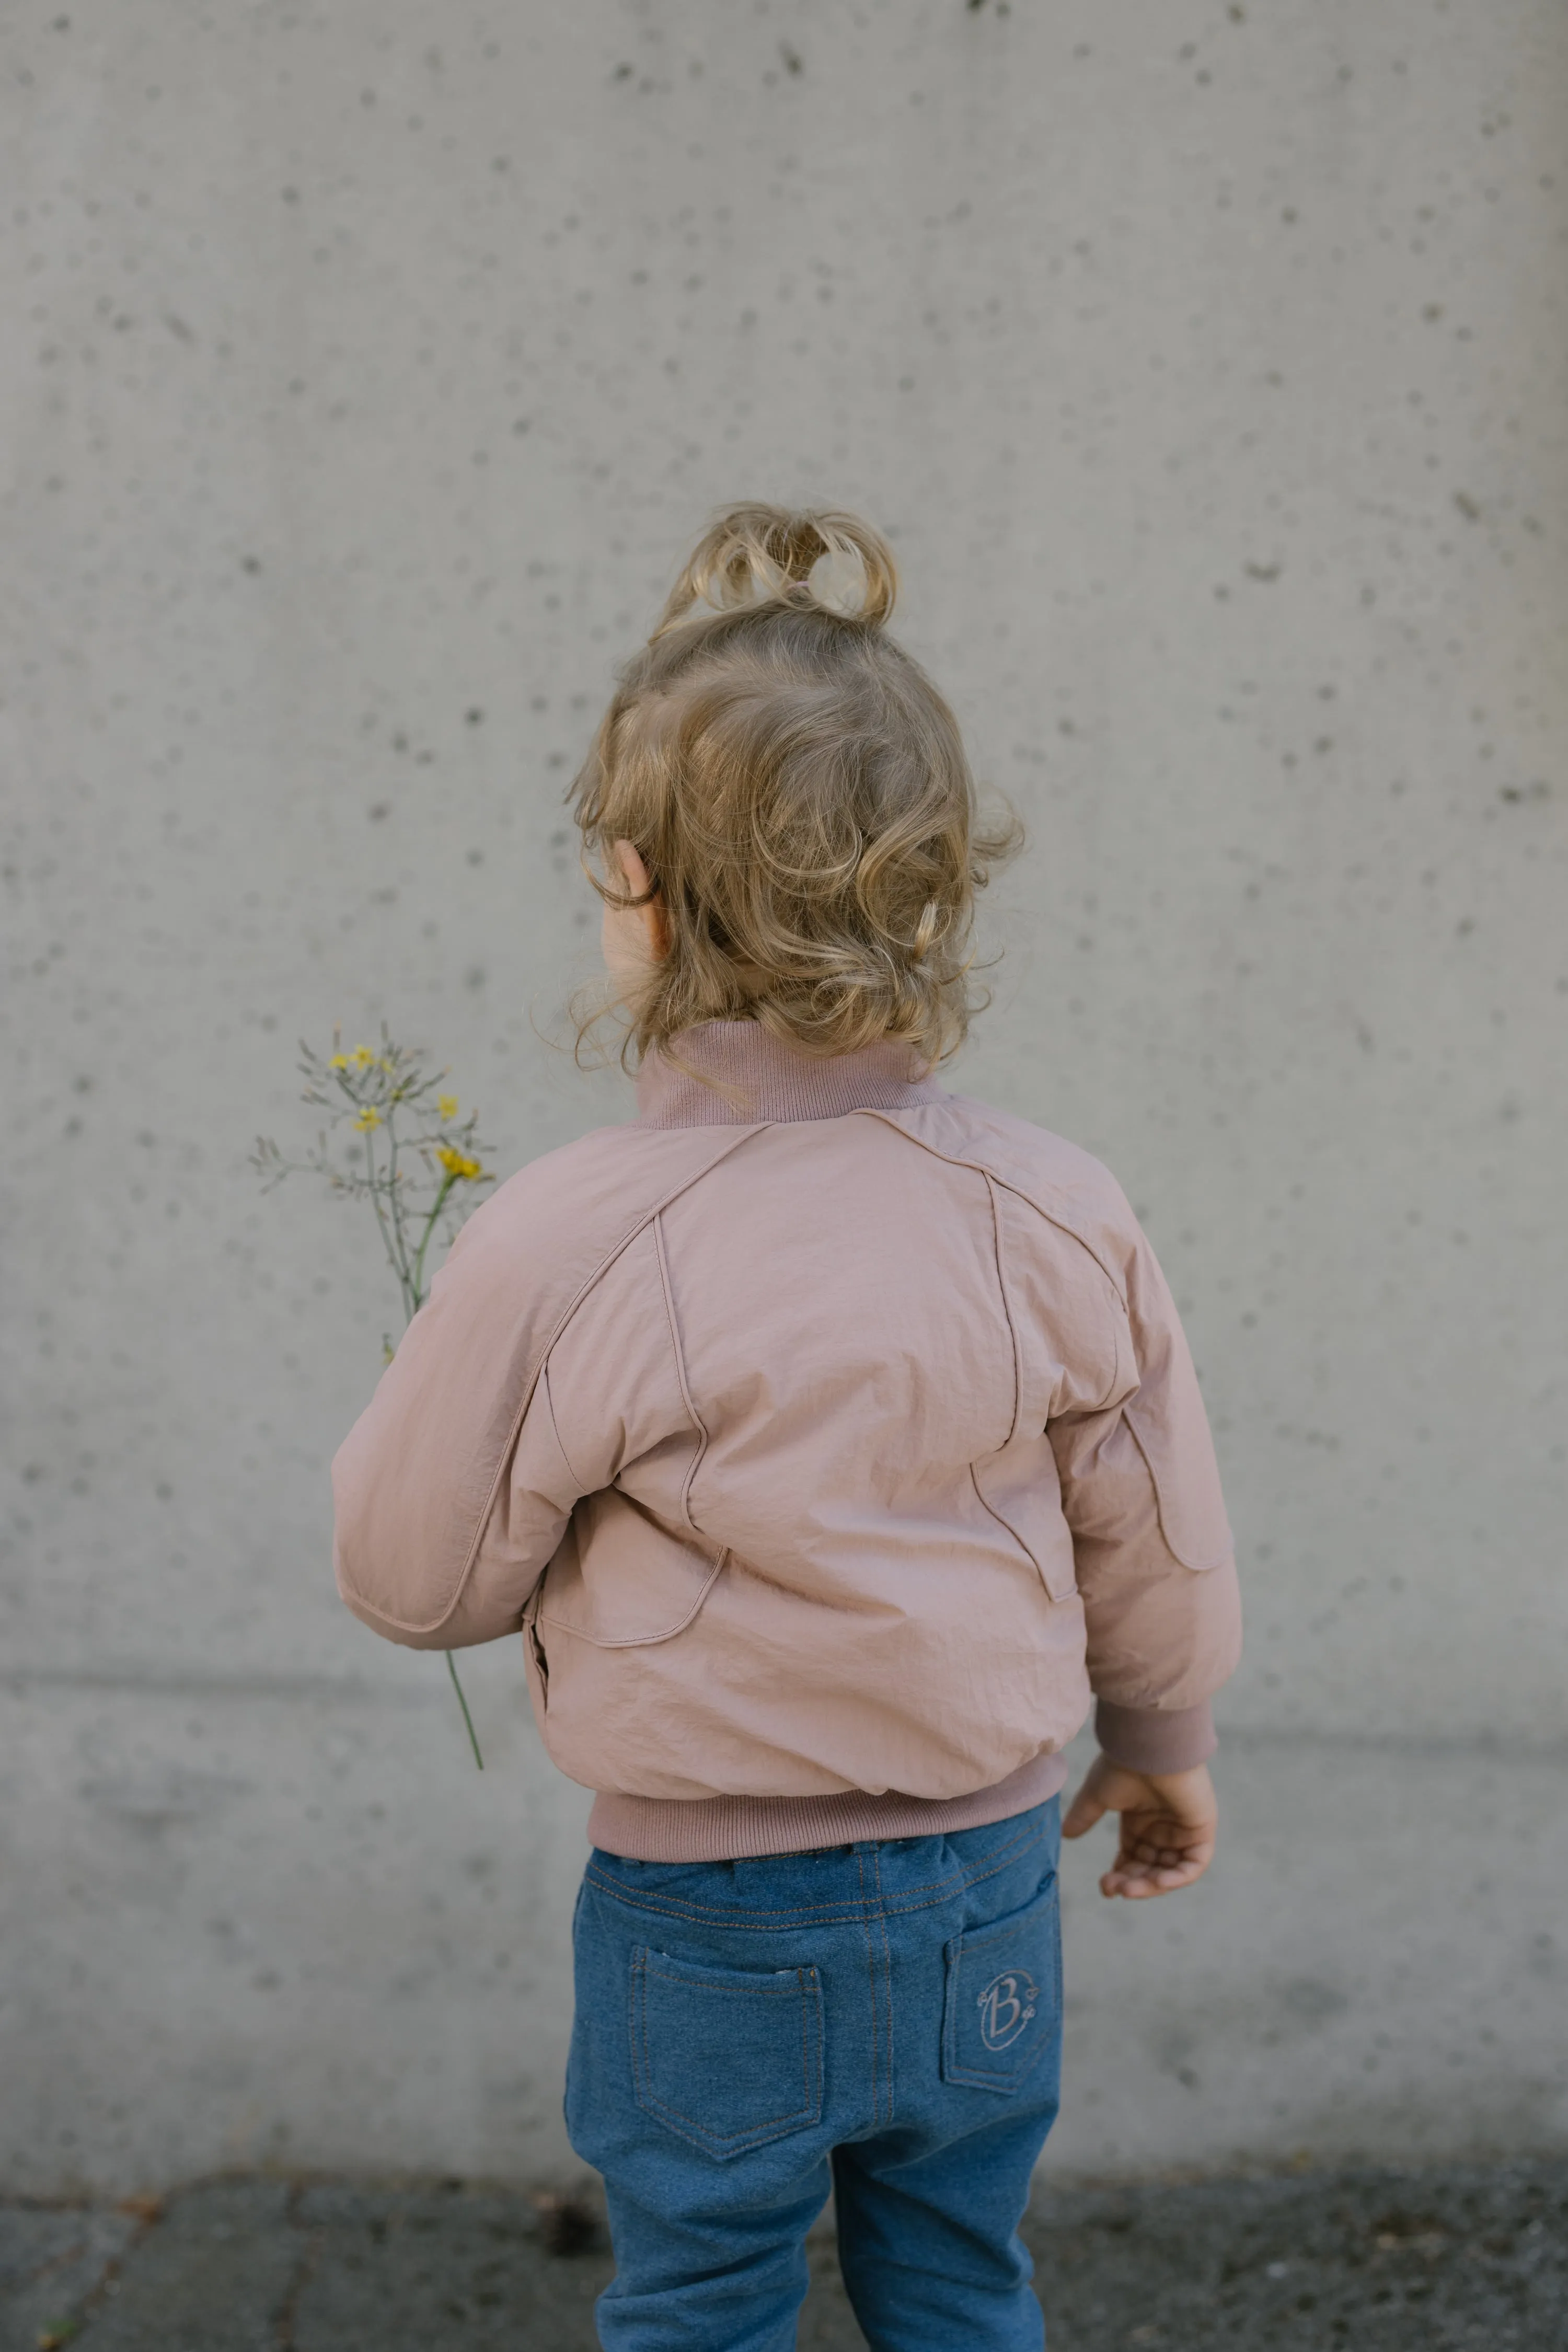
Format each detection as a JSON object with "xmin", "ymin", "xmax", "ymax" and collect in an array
[{"xmin": 4, "ymin": 0, "xmax": 1564, "ymax": 2196}]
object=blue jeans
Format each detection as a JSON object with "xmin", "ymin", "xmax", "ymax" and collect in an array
[{"xmin": 566, "ymin": 1796, "xmax": 1062, "ymax": 2351}]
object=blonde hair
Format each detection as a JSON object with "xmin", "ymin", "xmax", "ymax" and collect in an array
[{"xmin": 571, "ymin": 503, "xmax": 1020, "ymax": 1068}]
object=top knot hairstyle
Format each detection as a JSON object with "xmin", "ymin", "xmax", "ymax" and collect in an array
[{"xmin": 571, "ymin": 503, "xmax": 1021, "ymax": 1068}]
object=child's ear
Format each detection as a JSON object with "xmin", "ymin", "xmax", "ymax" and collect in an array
[
  {"xmin": 613, "ymin": 839, "xmax": 655, "ymax": 901},
  {"xmin": 611, "ymin": 840, "xmax": 670, "ymax": 961}
]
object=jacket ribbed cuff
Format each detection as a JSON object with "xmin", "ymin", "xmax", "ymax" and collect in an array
[{"xmin": 1095, "ymin": 1697, "xmax": 1217, "ymax": 1777}]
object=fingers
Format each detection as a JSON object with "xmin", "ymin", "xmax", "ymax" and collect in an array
[
  {"xmin": 1099, "ymin": 1837, "xmax": 1215, "ymax": 1900},
  {"xmin": 1100, "ymin": 1856, "xmax": 1211, "ymax": 1898}
]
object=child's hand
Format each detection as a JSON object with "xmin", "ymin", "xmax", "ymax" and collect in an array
[{"xmin": 1062, "ymin": 1758, "xmax": 1218, "ymax": 1899}]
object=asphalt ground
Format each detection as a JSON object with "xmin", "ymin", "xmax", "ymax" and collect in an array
[{"xmin": 2, "ymin": 2162, "xmax": 1564, "ymax": 2350}]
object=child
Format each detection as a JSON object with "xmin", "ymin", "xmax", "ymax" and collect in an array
[{"xmin": 333, "ymin": 505, "xmax": 1241, "ymax": 2351}]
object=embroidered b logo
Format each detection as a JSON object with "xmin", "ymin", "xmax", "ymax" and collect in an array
[{"xmin": 976, "ymin": 1968, "xmax": 1038, "ymax": 2051}]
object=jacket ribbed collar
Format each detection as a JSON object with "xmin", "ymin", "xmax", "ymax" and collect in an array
[{"xmin": 635, "ymin": 1021, "xmax": 944, "ymax": 1127}]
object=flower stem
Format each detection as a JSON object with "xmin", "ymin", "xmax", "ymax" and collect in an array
[
  {"xmin": 445, "ymin": 1650, "xmax": 485, "ymax": 1770},
  {"xmin": 410, "ymin": 1174, "xmax": 456, "ymax": 1313}
]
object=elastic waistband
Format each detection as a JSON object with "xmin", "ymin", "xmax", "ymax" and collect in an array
[
  {"xmin": 582, "ymin": 1799, "xmax": 1060, "ymax": 1929},
  {"xmin": 584, "ymin": 1750, "xmax": 1069, "ymax": 1863}
]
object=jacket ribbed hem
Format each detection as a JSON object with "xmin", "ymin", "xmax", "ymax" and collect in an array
[
  {"xmin": 1094, "ymin": 1697, "xmax": 1217, "ymax": 1775},
  {"xmin": 586, "ymin": 1750, "xmax": 1070, "ymax": 1862}
]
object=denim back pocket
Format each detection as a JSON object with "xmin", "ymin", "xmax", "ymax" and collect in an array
[
  {"xmin": 941, "ymin": 1870, "xmax": 1062, "ymax": 2094},
  {"xmin": 630, "ymin": 1946, "xmax": 824, "ymax": 2160}
]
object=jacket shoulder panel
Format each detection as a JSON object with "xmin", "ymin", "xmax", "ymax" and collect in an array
[
  {"xmin": 859, "ymin": 1095, "xmax": 1140, "ymax": 1296},
  {"xmin": 865, "ymin": 1096, "xmax": 1232, "ymax": 1572}
]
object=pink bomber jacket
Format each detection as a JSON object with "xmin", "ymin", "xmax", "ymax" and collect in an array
[{"xmin": 332, "ymin": 1022, "xmax": 1242, "ymax": 1861}]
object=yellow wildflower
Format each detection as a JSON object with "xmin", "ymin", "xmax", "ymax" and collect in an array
[
  {"xmin": 328, "ymin": 1053, "xmax": 350, "ymax": 1070},
  {"xmin": 354, "ymin": 1105, "xmax": 382, "ymax": 1131},
  {"xmin": 437, "ymin": 1094, "xmax": 459, "ymax": 1122},
  {"xmin": 351, "ymin": 1044, "xmax": 375, "ymax": 1067},
  {"xmin": 437, "ymin": 1145, "xmax": 484, "ymax": 1181}
]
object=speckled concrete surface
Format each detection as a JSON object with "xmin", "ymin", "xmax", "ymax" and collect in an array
[
  {"xmin": 3, "ymin": 2166, "xmax": 1565, "ymax": 2351},
  {"xmin": 4, "ymin": 0, "xmax": 1565, "ymax": 2195}
]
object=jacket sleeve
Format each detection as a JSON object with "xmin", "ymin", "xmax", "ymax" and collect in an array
[
  {"xmin": 336, "ymin": 1364, "xmax": 584, "ymax": 1652},
  {"xmin": 330, "ymin": 1204, "xmax": 590, "ymax": 1652},
  {"xmin": 1047, "ymin": 1217, "xmax": 1242, "ymax": 1773}
]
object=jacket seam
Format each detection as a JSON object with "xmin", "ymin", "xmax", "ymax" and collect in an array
[
  {"xmin": 652, "ymin": 1208, "xmax": 713, "ymax": 1545},
  {"xmin": 1122, "ymin": 1411, "xmax": 1233, "ymax": 1573},
  {"xmin": 968, "ymin": 1462, "xmax": 1037, "ymax": 1565},
  {"xmin": 984, "ymin": 1173, "xmax": 1023, "ymax": 1450},
  {"xmin": 540, "ymin": 1363, "xmax": 586, "ymax": 1495},
  {"xmin": 538, "ymin": 1549, "xmax": 729, "ymax": 1648},
  {"xmin": 1099, "ymin": 1279, "xmax": 1129, "ymax": 1414}
]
